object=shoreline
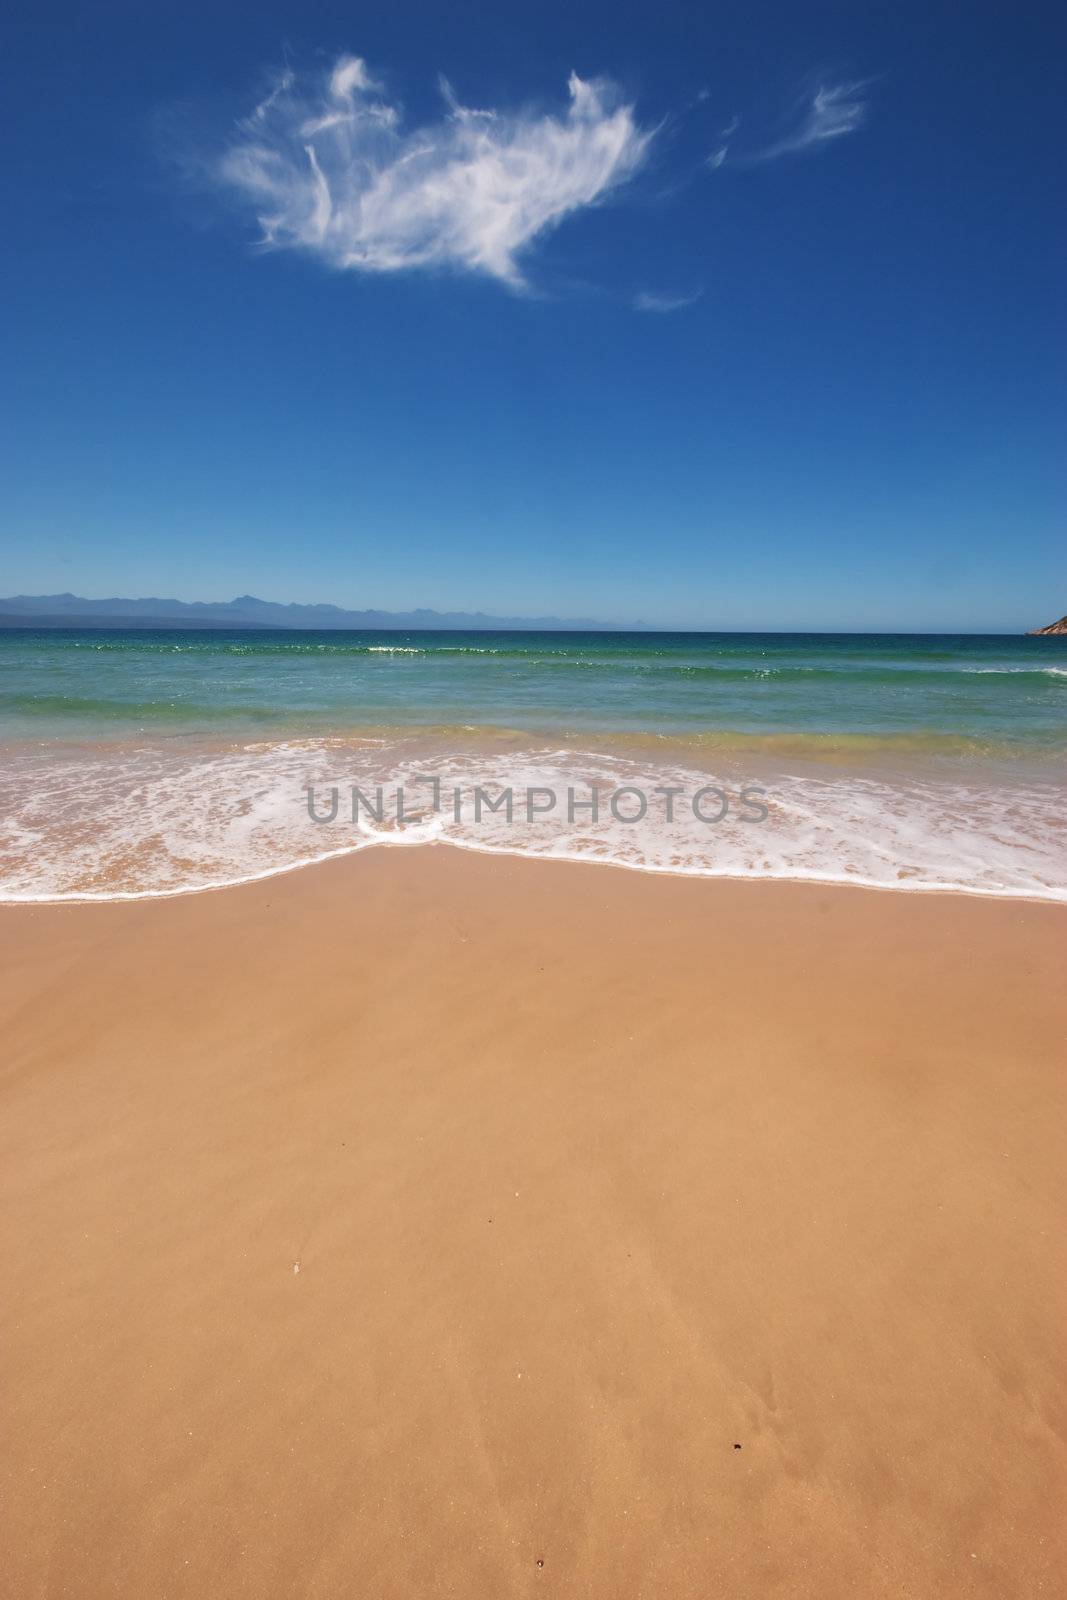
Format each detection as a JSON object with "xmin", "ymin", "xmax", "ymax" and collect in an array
[
  {"xmin": 3, "ymin": 848, "xmax": 1065, "ymax": 1597},
  {"xmin": 3, "ymin": 829, "xmax": 1067, "ymax": 908},
  {"xmin": 5, "ymin": 716, "xmax": 1067, "ymax": 905}
]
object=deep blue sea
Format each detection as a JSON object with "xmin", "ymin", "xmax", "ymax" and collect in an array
[{"xmin": 2, "ymin": 628, "xmax": 1065, "ymax": 901}]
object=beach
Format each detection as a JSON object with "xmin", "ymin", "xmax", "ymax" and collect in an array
[
  {"xmin": 3, "ymin": 847, "xmax": 1065, "ymax": 1598},
  {"xmin": 4, "ymin": 629, "xmax": 1067, "ymax": 905},
  {"xmin": 6, "ymin": 2, "xmax": 1063, "ymax": 1590}
]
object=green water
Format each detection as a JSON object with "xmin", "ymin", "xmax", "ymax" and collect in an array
[{"xmin": 2, "ymin": 628, "xmax": 1065, "ymax": 753}]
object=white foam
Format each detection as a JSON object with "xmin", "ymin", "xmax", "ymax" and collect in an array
[
  {"xmin": 965, "ymin": 665, "xmax": 1067, "ymax": 677},
  {"xmin": 1, "ymin": 736, "xmax": 1066, "ymax": 904}
]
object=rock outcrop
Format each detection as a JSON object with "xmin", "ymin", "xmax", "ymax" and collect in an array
[{"xmin": 1027, "ymin": 616, "xmax": 1067, "ymax": 636}]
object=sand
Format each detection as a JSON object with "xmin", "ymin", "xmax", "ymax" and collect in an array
[{"xmin": 1, "ymin": 849, "xmax": 1065, "ymax": 1598}]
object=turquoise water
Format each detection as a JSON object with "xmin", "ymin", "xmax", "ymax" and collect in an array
[
  {"xmin": 2, "ymin": 628, "xmax": 1066, "ymax": 750},
  {"xmin": 1, "ymin": 628, "xmax": 1065, "ymax": 901}
]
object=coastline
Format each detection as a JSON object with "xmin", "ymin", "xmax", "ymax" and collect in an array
[
  {"xmin": 3, "ymin": 725, "xmax": 1067, "ymax": 905},
  {"xmin": 4, "ymin": 829, "xmax": 1067, "ymax": 907},
  {"xmin": 3, "ymin": 849, "xmax": 1065, "ymax": 1597},
  {"xmin": 4, "ymin": 629, "xmax": 1066, "ymax": 905}
]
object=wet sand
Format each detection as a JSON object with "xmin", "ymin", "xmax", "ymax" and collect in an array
[{"xmin": 2, "ymin": 849, "xmax": 1065, "ymax": 1597}]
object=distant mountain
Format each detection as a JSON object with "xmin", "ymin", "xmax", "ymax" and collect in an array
[
  {"xmin": 1027, "ymin": 614, "xmax": 1067, "ymax": 636},
  {"xmin": 0, "ymin": 593, "xmax": 636, "ymax": 631}
]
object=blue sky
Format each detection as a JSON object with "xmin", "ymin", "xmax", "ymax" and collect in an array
[{"xmin": 1, "ymin": 0, "xmax": 1063, "ymax": 629}]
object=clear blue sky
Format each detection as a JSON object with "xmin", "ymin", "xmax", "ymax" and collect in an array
[{"xmin": 1, "ymin": 0, "xmax": 1063, "ymax": 629}]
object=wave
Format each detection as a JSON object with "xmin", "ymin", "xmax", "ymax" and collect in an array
[
  {"xmin": 649, "ymin": 664, "xmax": 1067, "ymax": 685},
  {"xmin": 41, "ymin": 658, "xmax": 1067, "ymax": 691},
  {"xmin": 9, "ymin": 639, "xmax": 1066, "ymax": 682},
  {"xmin": 3, "ymin": 667, "xmax": 1065, "ymax": 730},
  {"xmin": 1, "ymin": 698, "xmax": 1057, "ymax": 758},
  {"xmin": 1, "ymin": 734, "xmax": 1065, "ymax": 905},
  {"xmin": 56, "ymin": 639, "xmax": 545, "ymax": 658},
  {"xmin": 966, "ymin": 665, "xmax": 1067, "ymax": 678},
  {"xmin": 0, "ymin": 693, "xmax": 293, "ymax": 723}
]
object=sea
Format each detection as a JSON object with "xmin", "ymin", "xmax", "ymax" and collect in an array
[{"xmin": 1, "ymin": 627, "xmax": 1065, "ymax": 902}]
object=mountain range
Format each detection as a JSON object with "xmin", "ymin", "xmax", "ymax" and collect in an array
[{"xmin": 0, "ymin": 594, "xmax": 632, "ymax": 631}]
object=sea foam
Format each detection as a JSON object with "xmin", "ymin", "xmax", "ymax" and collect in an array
[{"xmin": 1, "ymin": 735, "xmax": 1065, "ymax": 904}]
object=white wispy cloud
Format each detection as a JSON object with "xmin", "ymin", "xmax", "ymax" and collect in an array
[
  {"xmin": 710, "ymin": 81, "xmax": 868, "ymax": 168},
  {"xmin": 633, "ymin": 288, "xmax": 702, "ymax": 313},
  {"xmin": 759, "ymin": 81, "xmax": 868, "ymax": 159},
  {"xmin": 216, "ymin": 55, "xmax": 653, "ymax": 288}
]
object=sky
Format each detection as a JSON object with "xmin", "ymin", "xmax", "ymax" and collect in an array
[{"xmin": 1, "ymin": 0, "xmax": 1064, "ymax": 630}]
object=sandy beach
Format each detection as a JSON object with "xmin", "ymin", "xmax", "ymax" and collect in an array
[{"xmin": 2, "ymin": 850, "xmax": 1065, "ymax": 1598}]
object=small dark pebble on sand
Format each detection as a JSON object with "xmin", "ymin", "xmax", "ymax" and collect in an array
[
  {"xmin": 734, "ymin": 1443, "xmax": 741, "ymax": 1450},
  {"xmin": 536, "ymin": 1559, "xmax": 544, "ymax": 1568}
]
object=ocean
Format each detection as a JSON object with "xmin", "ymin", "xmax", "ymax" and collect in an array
[{"xmin": 1, "ymin": 627, "xmax": 1065, "ymax": 901}]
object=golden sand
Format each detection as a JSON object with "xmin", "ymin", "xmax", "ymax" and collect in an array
[{"xmin": 2, "ymin": 850, "xmax": 1065, "ymax": 1597}]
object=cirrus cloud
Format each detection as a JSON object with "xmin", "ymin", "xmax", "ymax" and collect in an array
[
  {"xmin": 216, "ymin": 55, "xmax": 653, "ymax": 289},
  {"xmin": 757, "ymin": 80, "xmax": 868, "ymax": 160},
  {"xmin": 710, "ymin": 81, "xmax": 869, "ymax": 169},
  {"xmin": 633, "ymin": 288, "xmax": 703, "ymax": 313}
]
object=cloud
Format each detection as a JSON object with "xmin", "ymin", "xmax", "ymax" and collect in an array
[
  {"xmin": 710, "ymin": 81, "xmax": 868, "ymax": 168},
  {"xmin": 633, "ymin": 288, "xmax": 702, "ymax": 313},
  {"xmin": 329, "ymin": 55, "xmax": 378, "ymax": 101},
  {"xmin": 215, "ymin": 55, "xmax": 653, "ymax": 288},
  {"xmin": 760, "ymin": 81, "xmax": 868, "ymax": 158}
]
